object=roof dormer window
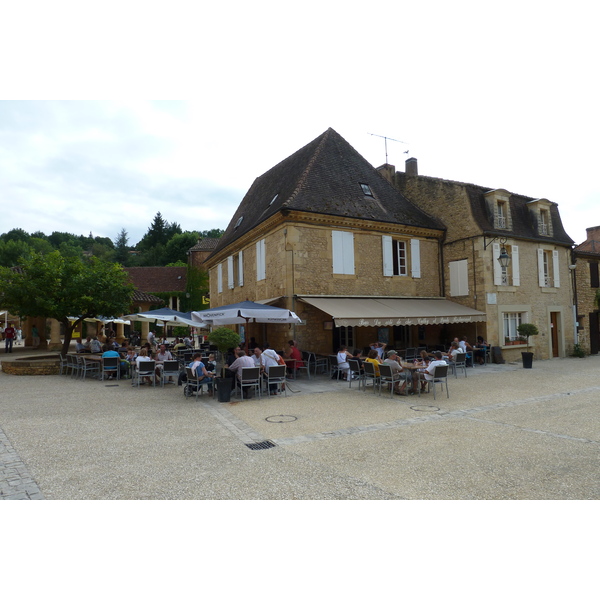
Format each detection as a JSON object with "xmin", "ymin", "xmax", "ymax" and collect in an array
[
  {"xmin": 270, "ymin": 193, "xmax": 279, "ymax": 205},
  {"xmin": 234, "ymin": 216, "xmax": 243, "ymax": 229},
  {"xmin": 360, "ymin": 183, "xmax": 373, "ymax": 197}
]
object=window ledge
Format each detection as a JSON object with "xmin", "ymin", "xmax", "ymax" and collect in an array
[
  {"xmin": 496, "ymin": 286, "xmax": 517, "ymax": 292},
  {"xmin": 540, "ymin": 286, "xmax": 558, "ymax": 293}
]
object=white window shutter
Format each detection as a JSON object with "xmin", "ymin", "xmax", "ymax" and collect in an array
[
  {"xmin": 256, "ymin": 240, "xmax": 266, "ymax": 281},
  {"xmin": 553, "ymin": 250, "xmax": 560, "ymax": 287},
  {"xmin": 511, "ymin": 245, "xmax": 520, "ymax": 286},
  {"xmin": 227, "ymin": 256, "xmax": 234, "ymax": 289},
  {"xmin": 238, "ymin": 251, "xmax": 244, "ymax": 287},
  {"xmin": 459, "ymin": 260, "xmax": 468, "ymax": 295},
  {"xmin": 538, "ymin": 249, "xmax": 545, "ymax": 287},
  {"xmin": 449, "ymin": 261, "xmax": 458, "ymax": 296},
  {"xmin": 332, "ymin": 231, "xmax": 343, "ymax": 274},
  {"xmin": 343, "ymin": 232, "xmax": 355, "ymax": 275},
  {"xmin": 411, "ymin": 239, "xmax": 421, "ymax": 278},
  {"xmin": 382, "ymin": 235, "xmax": 393, "ymax": 276},
  {"xmin": 217, "ymin": 263, "xmax": 223, "ymax": 293},
  {"xmin": 493, "ymin": 243, "xmax": 502, "ymax": 285}
]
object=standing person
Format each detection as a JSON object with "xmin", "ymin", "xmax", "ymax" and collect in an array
[
  {"xmin": 16, "ymin": 327, "xmax": 22, "ymax": 345},
  {"xmin": 147, "ymin": 330, "xmax": 157, "ymax": 348},
  {"xmin": 474, "ymin": 336, "xmax": 488, "ymax": 365},
  {"xmin": 31, "ymin": 325, "xmax": 40, "ymax": 348},
  {"xmin": 90, "ymin": 336, "xmax": 102, "ymax": 353},
  {"xmin": 4, "ymin": 322, "xmax": 16, "ymax": 353}
]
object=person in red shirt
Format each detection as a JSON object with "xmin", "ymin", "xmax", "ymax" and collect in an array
[{"xmin": 4, "ymin": 322, "xmax": 16, "ymax": 353}]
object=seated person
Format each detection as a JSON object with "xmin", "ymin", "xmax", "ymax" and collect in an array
[
  {"xmin": 364, "ymin": 349, "xmax": 382, "ymax": 376},
  {"xmin": 474, "ymin": 336, "xmax": 488, "ymax": 365},
  {"xmin": 447, "ymin": 341, "xmax": 464, "ymax": 363},
  {"xmin": 203, "ymin": 353, "xmax": 217, "ymax": 372},
  {"xmin": 336, "ymin": 345, "xmax": 353, "ymax": 380},
  {"xmin": 284, "ymin": 340, "xmax": 304, "ymax": 375},
  {"xmin": 75, "ymin": 337, "xmax": 89, "ymax": 353},
  {"xmin": 172, "ymin": 338, "xmax": 187, "ymax": 353},
  {"xmin": 383, "ymin": 350, "xmax": 409, "ymax": 394},
  {"xmin": 155, "ymin": 344, "xmax": 175, "ymax": 381},
  {"xmin": 189, "ymin": 353, "xmax": 215, "ymax": 395},
  {"xmin": 90, "ymin": 337, "xmax": 102, "ymax": 353},
  {"xmin": 251, "ymin": 347, "xmax": 264, "ymax": 369},
  {"xmin": 136, "ymin": 348, "xmax": 158, "ymax": 384},
  {"xmin": 262, "ymin": 348, "xmax": 284, "ymax": 395},
  {"xmin": 227, "ymin": 349, "xmax": 256, "ymax": 384},
  {"xmin": 101, "ymin": 344, "xmax": 124, "ymax": 378},
  {"xmin": 423, "ymin": 351, "xmax": 448, "ymax": 388},
  {"xmin": 351, "ymin": 349, "xmax": 364, "ymax": 370},
  {"xmin": 369, "ymin": 341, "xmax": 387, "ymax": 360}
]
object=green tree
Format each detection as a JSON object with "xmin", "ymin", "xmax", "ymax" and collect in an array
[
  {"xmin": 0, "ymin": 228, "xmax": 31, "ymax": 243},
  {"xmin": 199, "ymin": 229, "xmax": 224, "ymax": 238},
  {"xmin": 114, "ymin": 228, "xmax": 131, "ymax": 265},
  {"xmin": 0, "ymin": 251, "xmax": 134, "ymax": 356},
  {"xmin": 0, "ymin": 239, "xmax": 32, "ymax": 267},
  {"xmin": 164, "ymin": 231, "xmax": 198, "ymax": 265}
]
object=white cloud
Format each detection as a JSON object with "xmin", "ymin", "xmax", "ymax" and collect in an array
[{"xmin": 0, "ymin": 2, "xmax": 598, "ymax": 245}]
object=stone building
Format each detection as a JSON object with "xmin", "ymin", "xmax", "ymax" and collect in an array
[
  {"xmin": 203, "ymin": 128, "xmax": 487, "ymax": 355},
  {"xmin": 573, "ymin": 226, "xmax": 600, "ymax": 354},
  {"xmin": 386, "ymin": 158, "xmax": 575, "ymax": 360}
]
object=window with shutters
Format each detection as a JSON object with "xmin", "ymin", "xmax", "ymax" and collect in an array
[
  {"xmin": 493, "ymin": 243, "xmax": 520, "ymax": 287},
  {"xmin": 382, "ymin": 236, "xmax": 421, "ymax": 278},
  {"xmin": 537, "ymin": 249, "xmax": 560, "ymax": 288}
]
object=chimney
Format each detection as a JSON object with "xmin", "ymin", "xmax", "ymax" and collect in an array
[
  {"xmin": 586, "ymin": 226, "xmax": 600, "ymax": 242},
  {"xmin": 376, "ymin": 163, "xmax": 396, "ymax": 184},
  {"xmin": 405, "ymin": 157, "xmax": 418, "ymax": 176}
]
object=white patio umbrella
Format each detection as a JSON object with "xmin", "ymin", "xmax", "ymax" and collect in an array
[
  {"xmin": 123, "ymin": 308, "xmax": 207, "ymax": 329},
  {"xmin": 192, "ymin": 300, "xmax": 301, "ymax": 350},
  {"xmin": 192, "ymin": 301, "xmax": 301, "ymax": 325}
]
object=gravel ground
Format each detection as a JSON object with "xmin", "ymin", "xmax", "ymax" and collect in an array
[{"xmin": 1, "ymin": 354, "xmax": 599, "ymax": 499}]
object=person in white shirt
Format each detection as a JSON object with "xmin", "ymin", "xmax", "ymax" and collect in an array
[
  {"xmin": 252, "ymin": 347, "xmax": 264, "ymax": 369},
  {"xmin": 424, "ymin": 352, "xmax": 448, "ymax": 387}
]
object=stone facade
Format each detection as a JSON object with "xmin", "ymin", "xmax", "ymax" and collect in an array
[
  {"xmin": 390, "ymin": 160, "xmax": 575, "ymax": 361},
  {"xmin": 573, "ymin": 226, "xmax": 600, "ymax": 354}
]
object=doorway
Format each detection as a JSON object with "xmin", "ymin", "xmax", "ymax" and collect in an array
[
  {"xmin": 589, "ymin": 312, "xmax": 599, "ymax": 355},
  {"xmin": 550, "ymin": 312, "xmax": 560, "ymax": 357}
]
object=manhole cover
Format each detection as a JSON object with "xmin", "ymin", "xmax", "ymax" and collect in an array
[
  {"xmin": 410, "ymin": 405, "xmax": 440, "ymax": 412},
  {"xmin": 265, "ymin": 415, "xmax": 298, "ymax": 423}
]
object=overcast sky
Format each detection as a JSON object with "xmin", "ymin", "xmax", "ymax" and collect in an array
[{"xmin": 1, "ymin": 2, "xmax": 597, "ymax": 246}]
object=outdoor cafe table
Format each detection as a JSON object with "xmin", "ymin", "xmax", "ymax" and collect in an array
[{"xmin": 400, "ymin": 361, "xmax": 423, "ymax": 393}]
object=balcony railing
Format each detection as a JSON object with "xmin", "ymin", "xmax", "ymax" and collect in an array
[{"xmin": 496, "ymin": 215, "xmax": 507, "ymax": 228}]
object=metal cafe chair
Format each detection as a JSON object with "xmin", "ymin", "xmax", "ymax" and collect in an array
[
  {"xmin": 134, "ymin": 360, "xmax": 156, "ymax": 387},
  {"xmin": 427, "ymin": 364, "xmax": 449, "ymax": 400},
  {"xmin": 347, "ymin": 359, "xmax": 365, "ymax": 390},
  {"xmin": 378, "ymin": 363, "xmax": 404, "ymax": 398},
  {"xmin": 450, "ymin": 352, "xmax": 467, "ymax": 378},
  {"xmin": 265, "ymin": 365, "xmax": 286, "ymax": 396},
  {"xmin": 237, "ymin": 367, "xmax": 261, "ymax": 400},
  {"xmin": 362, "ymin": 360, "xmax": 380, "ymax": 393},
  {"xmin": 101, "ymin": 356, "xmax": 120, "ymax": 381},
  {"xmin": 328, "ymin": 355, "xmax": 343, "ymax": 380},
  {"xmin": 159, "ymin": 360, "xmax": 180, "ymax": 386}
]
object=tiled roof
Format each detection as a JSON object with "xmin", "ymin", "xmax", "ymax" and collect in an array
[
  {"xmin": 574, "ymin": 239, "xmax": 600, "ymax": 256},
  {"xmin": 124, "ymin": 267, "xmax": 187, "ymax": 293},
  {"xmin": 209, "ymin": 128, "xmax": 444, "ymax": 257},
  {"xmin": 465, "ymin": 185, "xmax": 574, "ymax": 245},
  {"xmin": 189, "ymin": 238, "xmax": 220, "ymax": 252},
  {"xmin": 132, "ymin": 290, "xmax": 165, "ymax": 304}
]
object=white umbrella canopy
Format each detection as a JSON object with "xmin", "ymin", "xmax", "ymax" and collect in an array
[
  {"xmin": 123, "ymin": 308, "xmax": 207, "ymax": 329},
  {"xmin": 192, "ymin": 300, "xmax": 301, "ymax": 325}
]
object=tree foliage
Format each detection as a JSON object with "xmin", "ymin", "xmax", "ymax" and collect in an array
[{"xmin": 0, "ymin": 251, "xmax": 134, "ymax": 356}]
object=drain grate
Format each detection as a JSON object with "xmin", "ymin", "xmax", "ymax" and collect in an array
[{"xmin": 245, "ymin": 440, "xmax": 277, "ymax": 450}]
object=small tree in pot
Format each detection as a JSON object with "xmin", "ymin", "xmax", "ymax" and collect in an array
[
  {"xmin": 207, "ymin": 327, "xmax": 241, "ymax": 376},
  {"xmin": 207, "ymin": 327, "xmax": 240, "ymax": 402},
  {"xmin": 517, "ymin": 323, "xmax": 539, "ymax": 368}
]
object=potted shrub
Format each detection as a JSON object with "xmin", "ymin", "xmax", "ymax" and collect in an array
[
  {"xmin": 517, "ymin": 323, "xmax": 539, "ymax": 369},
  {"xmin": 207, "ymin": 327, "xmax": 241, "ymax": 402}
]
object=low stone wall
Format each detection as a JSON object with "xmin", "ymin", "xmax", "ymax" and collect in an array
[{"xmin": 1, "ymin": 356, "xmax": 61, "ymax": 376}]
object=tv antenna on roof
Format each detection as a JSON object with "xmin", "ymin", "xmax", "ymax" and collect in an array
[{"xmin": 368, "ymin": 132, "xmax": 409, "ymax": 164}]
